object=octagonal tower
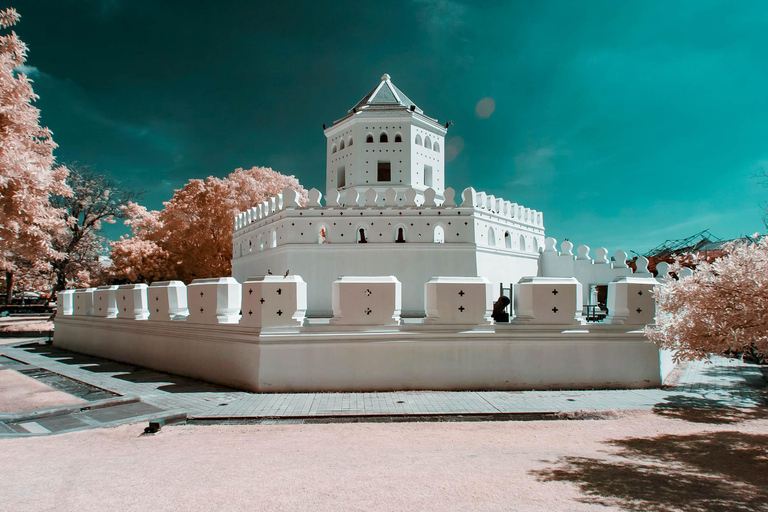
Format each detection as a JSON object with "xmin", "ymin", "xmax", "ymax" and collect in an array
[{"xmin": 324, "ymin": 74, "xmax": 448, "ymax": 202}]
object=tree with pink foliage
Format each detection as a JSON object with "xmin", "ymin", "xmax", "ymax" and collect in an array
[
  {"xmin": 0, "ymin": 8, "xmax": 70, "ymax": 301},
  {"xmin": 110, "ymin": 166, "xmax": 307, "ymax": 283},
  {"xmin": 646, "ymin": 236, "xmax": 768, "ymax": 362}
]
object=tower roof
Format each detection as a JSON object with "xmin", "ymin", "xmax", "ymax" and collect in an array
[{"xmin": 350, "ymin": 74, "xmax": 423, "ymax": 114}]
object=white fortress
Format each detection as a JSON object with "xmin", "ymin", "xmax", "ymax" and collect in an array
[
  {"xmin": 53, "ymin": 74, "xmax": 678, "ymax": 394},
  {"xmin": 232, "ymin": 74, "xmax": 545, "ymax": 315}
]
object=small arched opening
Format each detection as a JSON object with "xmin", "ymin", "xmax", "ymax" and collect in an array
[
  {"xmin": 433, "ymin": 225, "xmax": 445, "ymax": 243},
  {"xmin": 271, "ymin": 230, "xmax": 278, "ymax": 248},
  {"xmin": 331, "ymin": 144, "xmax": 337, "ymax": 154},
  {"xmin": 394, "ymin": 133, "xmax": 402, "ymax": 143},
  {"xmin": 504, "ymin": 231, "xmax": 512, "ymax": 249},
  {"xmin": 380, "ymin": 132, "xmax": 389, "ymax": 143},
  {"xmin": 357, "ymin": 227, "xmax": 368, "ymax": 244},
  {"xmin": 533, "ymin": 237, "xmax": 539, "ymax": 253},
  {"xmin": 434, "ymin": 142, "xmax": 440, "ymax": 153},
  {"xmin": 424, "ymin": 136, "xmax": 432, "ymax": 150},
  {"xmin": 366, "ymin": 133, "xmax": 374, "ymax": 143},
  {"xmin": 519, "ymin": 234, "xmax": 526, "ymax": 252},
  {"xmin": 348, "ymin": 137, "xmax": 353, "ymax": 146},
  {"xmin": 487, "ymin": 227, "xmax": 496, "ymax": 247},
  {"xmin": 318, "ymin": 226, "xmax": 328, "ymax": 244},
  {"xmin": 339, "ymin": 139, "xmax": 345, "ymax": 150},
  {"xmin": 396, "ymin": 227, "xmax": 406, "ymax": 243},
  {"xmin": 415, "ymin": 134, "xmax": 422, "ymax": 146}
]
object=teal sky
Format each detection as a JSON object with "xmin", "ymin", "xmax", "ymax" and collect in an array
[{"xmin": 9, "ymin": 0, "xmax": 768, "ymax": 253}]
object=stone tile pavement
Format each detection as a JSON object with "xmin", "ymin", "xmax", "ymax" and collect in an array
[{"xmin": 1, "ymin": 338, "xmax": 766, "ymax": 420}]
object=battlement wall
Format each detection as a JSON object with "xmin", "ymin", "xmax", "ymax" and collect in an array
[
  {"xmin": 539, "ymin": 237, "xmax": 655, "ymax": 305},
  {"xmin": 232, "ymin": 186, "xmax": 545, "ymax": 259}
]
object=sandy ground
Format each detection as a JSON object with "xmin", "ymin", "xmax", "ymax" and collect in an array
[
  {"xmin": 0, "ymin": 368, "xmax": 85, "ymax": 413},
  {"xmin": 0, "ymin": 319, "xmax": 53, "ymax": 332},
  {"xmin": 1, "ymin": 410, "xmax": 767, "ymax": 512}
]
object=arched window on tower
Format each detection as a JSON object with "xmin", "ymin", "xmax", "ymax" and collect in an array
[
  {"xmin": 271, "ymin": 231, "xmax": 278, "ymax": 248},
  {"xmin": 318, "ymin": 226, "xmax": 328, "ymax": 244},
  {"xmin": 357, "ymin": 228, "xmax": 367, "ymax": 243},
  {"xmin": 340, "ymin": 139, "xmax": 345, "ymax": 150},
  {"xmin": 332, "ymin": 144, "xmax": 337, "ymax": 153},
  {"xmin": 433, "ymin": 225, "xmax": 445, "ymax": 243},
  {"xmin": 519, "ymin": 234, "xmax": 526, "ymax": 252},
  {"xmin": 348, "ymin": 137, "xmax": 353, "ymax": 146},
  {"xmin": 396, "ymin": 227, "xmax": 406, "ymax": 243},
  {"xmin": 394, "ymin": 133, "xmax": 402, "ymax": 143},
  {"xmin": 366, "ymin": 134, "xmax": 374, "ymax": 143},
  {"xmin": 434, "ymin": 142, "xmax": 440, "ymax": 153},
  {"xmin": 504, "ymin": 231, "xmax": 512, "ymax": 249},
  {"xmin": 380, "ymin": 132, "xmax": 388, "ymax": 143},
  {"xmin": 533, "ymin": 237, "xmax": 539, "ymax": 253},
  {"xmin": 424, "ymin": 136, "xmax": 432, "ymax": 150},
  {"xmin": 415, "ymin": 134, "xmax": 422, "ymax": 146},
  {"xmin": 487, "ymin": 227, "xmax": 496, "ymax": 247}
]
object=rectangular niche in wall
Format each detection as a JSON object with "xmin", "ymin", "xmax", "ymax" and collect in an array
[
  {"xmin": 377, "ymin": 161, "xmax": 391, "ymax": 182},
  {"xmin": 424, "ymin": 165, "xmax": 433, "ymax": 187},
  {"xmin": 338, "ymin": 166, "xmax": 345, "ymax": 188}
]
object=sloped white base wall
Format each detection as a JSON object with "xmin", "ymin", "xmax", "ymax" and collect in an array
[{"xmin": 54, "ymin": 317, "xmax": 674, "ymax": 393}]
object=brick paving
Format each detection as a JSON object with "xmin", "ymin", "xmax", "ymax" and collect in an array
[{"xmin": 1, "ymin": 338, "xmax": 765, "ymax": 420}]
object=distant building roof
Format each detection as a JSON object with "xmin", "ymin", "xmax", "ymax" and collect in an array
[{"xmin": 645, "ymin": 229, "xmax": 763, "ymax": 258}]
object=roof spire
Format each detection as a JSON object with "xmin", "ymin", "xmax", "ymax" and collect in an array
[{"xmin": 349, "ymin": 74, "xmax": 422, "ymax": 114}]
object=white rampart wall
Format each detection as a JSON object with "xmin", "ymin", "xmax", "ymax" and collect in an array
[
  {"xmin": 232, "ymin": 186, "xmax": 544, "ymax": 314},
  {"xmin": 54, "ymin": 317, "xmax": 673, "ymax": 392},
  {"xmin": 54, "ymin": 273, "xmax": 675, "ymax": 392},
  {"xmin": 539, "ymin": 238, "xmax": 654, "ymax": 305}
]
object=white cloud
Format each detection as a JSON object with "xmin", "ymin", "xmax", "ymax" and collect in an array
[
  {"xmin": 14, "ymin": 65, "xmax": 40, "ymax": 77},
  {"xmin": 510, "ymin": 146, "xmax": 557, "ymax": 186}
]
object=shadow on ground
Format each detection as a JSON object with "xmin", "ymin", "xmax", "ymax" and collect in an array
[
  {"xmin": 654, "ymin": 394, "xmax": 768, "ymax": 424},
  {"xmin": 17, "ymin": 343, "xmax": 235, "ymax": 394},
  {"xmin": 534, "ymin": 431, "xmax": 768, "ymax": 512}
]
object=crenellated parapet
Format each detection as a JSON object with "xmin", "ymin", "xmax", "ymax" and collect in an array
[
  {"xmin": 60, "ymin": 272, "xmax": 659, "ymax": 327},
  {"xmin": 539, "ymin": 237, "xmax": 655, "ymax": 306},
  {"xmin": 232, "ymin": 186, "xmax": 545, "ymax": 258}
]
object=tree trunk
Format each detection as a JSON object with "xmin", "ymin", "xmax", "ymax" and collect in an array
[
  {"xmin": 54, "ymin": 263, "xmax": 68, "ymax": 293},
  {"xmin": 5, "ymin": 270, "xmax": 14, "ymax": 305}
]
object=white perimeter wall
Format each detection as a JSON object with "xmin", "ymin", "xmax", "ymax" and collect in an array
[{"xmin": 54, "ymin": 316, "xmax": 670, "ymax": 392}]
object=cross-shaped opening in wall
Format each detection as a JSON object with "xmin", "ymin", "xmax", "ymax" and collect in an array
[
  {"xmin": 276, "ymin": 310, "xmax": 283, "ymax": 316},
  {"xmin": 458, "ymin": 290, "xmax": 465, "ymax": 297},
  {"xmin": 200, "ymin": 307, "xmax": 204, "ymax": 313},
  {"xmin": 458, "ymin": 306, "xmax": 465, "ymax": 312},
  {"xmin": 248, "ymin": 310, "xmax": 253, "ymax": 316},
  {"xmin": 638, "ymin": 290, "xmax": 643, "ymax": 296},
  {"xmin": 365, "ymin": 289, "xmax": 372, "ymax": 296},
  {"xmin": 365, "ymin": 308, "xmax": 372, "ymax": 315},
  {"xmin": 277, "ymin": 288, "xmax": 282, "ymax": 295},
  {"xmin": 552, "ymin": 307, "xmax": 559, "ymax": 313},
  {"xmin": 637, "ymin": 308, "xmax": 642, "ymax": 313},
  {"xmin": 552, "ymin": 289, "xmax": 558, "ymax": 295},
  {"xmin": 200, "ymin": 292, "xmax": 204, "ymax": 297},
  {"xmin": 249, "ymin": 289, "xmax": 253, "ymax": 295},
  {"xmin": 260, "ymin": 298, "xmax": 265, "ymax": 304}
]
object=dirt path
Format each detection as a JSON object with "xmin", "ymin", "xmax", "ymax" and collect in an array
[
  {"xmin": 0, "ymin": 368, "xmax": 84, "ymax": 413},
  {"xmin": 1, "ymin": 410, "xmax": 766, "ymax": 511}
]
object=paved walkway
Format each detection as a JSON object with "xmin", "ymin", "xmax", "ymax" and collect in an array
[{"xmin": 1, "ymin": 338, "xmax": 766, "ymax": 421}]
